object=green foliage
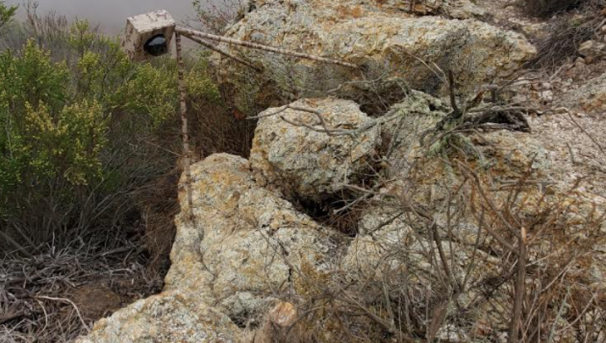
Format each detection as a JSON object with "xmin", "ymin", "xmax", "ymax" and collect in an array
[
  {"xmin": 114, "ymin": 61, "xmax": 179, "ymax": 128},
  {"xmin": 0, "ymin": 20, "xmax": 222, "ymax": 250},
  {"xmin": 0, "ymin": 40, "xmax": 69, "ymax": 114},
  {"xmin": 0, "ymin": 1, "xmax": 17, "ymax": 30},
  {"xmin": 0, "ymin": 41, "xmax": 72, "ymax": 207},
  {"xmin": 24, "ymin": 100, "xmax": 107, "ymax": 185},
  {"xmin": 68, "ymin": 20, "xmax": 96, "ymax": 57}
]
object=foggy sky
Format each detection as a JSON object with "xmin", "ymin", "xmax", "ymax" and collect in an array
[{"xmin": 5, "ymin": 0, "xmax": 194, "ymax": 33}]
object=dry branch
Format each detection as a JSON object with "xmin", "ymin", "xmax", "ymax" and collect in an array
[
  {"xmin": 176, "ymin": 27, "xmax": 358, "ymax": 69},
  {"xmin": 182, "ymin": 33, "xmax": 262, "ymax": 72}
]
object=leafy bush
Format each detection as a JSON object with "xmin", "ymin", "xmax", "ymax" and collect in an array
[
  {"xmin": 0, "ymin": 15, "xmax": 227, "ymax": 255},
  {"xmin": 0, "ymin": 1, "xmax": 16, "ymax": 30}
]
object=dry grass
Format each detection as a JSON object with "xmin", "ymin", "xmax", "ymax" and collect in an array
[
  {"xmin": 526, "ymin": 0, "xmax": 606, "ymax": 69},
  {"xmin": 520, "ymin": 0, "xmax": 584, "ymax": 18},
  {"xmin": 0, "ymin": 244, "xmax": 162, "ymax": 343}
]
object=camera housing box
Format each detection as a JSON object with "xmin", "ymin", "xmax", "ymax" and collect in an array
[{"xmin": 123, "ymin": 10, "xmax": 176, "ymax": 61}]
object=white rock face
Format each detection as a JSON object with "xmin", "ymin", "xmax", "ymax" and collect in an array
[
  {"xmin": 250, "ymin": 98, "xmax": 381, "ymax": 200},
  {"xmin": 75, "ymin": 292, "xmax": 243, "ymax": 343},
  {"xmin": 213, "ymin": 0, "xmax": 536, "ymax": 112}
]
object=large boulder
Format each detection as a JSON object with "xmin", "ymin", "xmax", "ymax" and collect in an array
[
  {"xmin": 250, "ymin": 98, "xmax": 381, "ymax": 200},
  {"xmin": 166, "ymin": 154, "xmax": 345, "ymax": 324},
  {"xmin": 383, "ymin": 91, "xmax": 551, "ymax": 179},
  {"xmin": 214, "ymin": 0, "xmax": 535, "ymax": 112},
  {"xmin": 77, "ymin": 154, "xmax": 346, "ymax": 342}
]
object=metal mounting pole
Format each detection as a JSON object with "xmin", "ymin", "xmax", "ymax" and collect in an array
[{"xmin": 175, "ymin": 32, "xmax": 198, "ymax": 233}]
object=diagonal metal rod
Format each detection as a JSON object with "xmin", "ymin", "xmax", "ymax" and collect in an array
[
  {"xmin": 175, "ymin": 26, "xmax": 358, "ymax": 69},
  {"xmin": 181, "ymin": 33, "xmax": 263, "ymax": 72}
]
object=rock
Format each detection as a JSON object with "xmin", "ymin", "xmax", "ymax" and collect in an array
[
  {"xmin": 441, "ymin": 0, "xmax": 487, "ymax": 19},
  {"xmin": 382, "ymin": 91, "xmax": 550, "ymax": 179},
  {"xmin": 75, "ymin": 292, "xmax": 243, "ymax": 343},
  {"xmin": 574, "ymin": 57, "xmax": 586, "ymax": 66},
  {"xmin": 252, "ymin": 302, "xmax": 299, "ymax": 343},
  {"xmin": 538, "ymin": 90, "xmax": 553, "ymax": 104},
  {"xmin": 249, "ymin": 98, "xmax": 381, "ymax": 200},
  {"xmin": 342, "ymin": 207, "xmax": 415, "ymax": 280},
  {"xmin": 214, "ymin": 0, "xmax": 536, "ymax": 113},
  {"xmin": 364, "ymin": 0, "xmax": 486, "ymax": 18},
  {"xmin": 559, "ymin": 72, "xmax": 606, "ymax": 114},
  {"xmin": 69, "ymin": 285, "xmax": 122, "ymax": 321},
  {"xmin": 436, "ymin": 324, "xmax": 470, "ymax": 343},
  {"xmin": 167, "ymin": 154, "xmax": 344, "ymax": 322},
  {"xmin": 77, "ymin": 154, "xmax": 345, "ymax": 342},
  {"xmin": 578, "ymin": 40, "xmax": 605, "ymax": 58}
]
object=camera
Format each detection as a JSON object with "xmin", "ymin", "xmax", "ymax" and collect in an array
[{"xmin": 122, "ymin": 10, "xmax": 175, "ymax": 61}]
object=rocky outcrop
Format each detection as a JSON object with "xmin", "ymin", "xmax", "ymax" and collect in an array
[
  {"xmin": 559, "ymin": 72, "xmax": 606, "ymax": 114},
  {"xmin": 250, "ymin": 98, "xmax": 381, "ymax": 200},
  {"xmin": 213, "ymin": 0, "xmax": 535, "ymax": 112},
  {"xmin": 78, "ymin": 154, "xmax": 346, "ymax": 342},
  {"xmin": 79, "ymin": 90, "xmax": 605, "ymax": 342},
  {"xmin": 167, "ymin": 154, "xmax": 345, "ymax": 323}
]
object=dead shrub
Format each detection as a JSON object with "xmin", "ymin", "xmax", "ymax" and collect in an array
[
  {"xmin": 256, "ymin": 151, "xmax": 606, "ymax": 343},
  {"xmin": 526, "ymin": 0, "xmax": 606, "ymax": 69},
  {"xmin": 520, "ymin": 0, "xmax": 584, "ymax": 18}
]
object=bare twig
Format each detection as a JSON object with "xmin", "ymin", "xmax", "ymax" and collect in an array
[
  {"xmin": 507, "ymin": 226, "xmax": 527, "ymax": 343},
  {"xmin": 567, "ymin": 112, "xmax": 606, "ymax": 157},
  {"xmin": 35, "ymin": 296, "xmax": 90, "ymax": 333}
]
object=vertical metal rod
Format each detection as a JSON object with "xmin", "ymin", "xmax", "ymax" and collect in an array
[{"xmin": 175, "ymin": 32, "xmax": 198, "ymax": 234}]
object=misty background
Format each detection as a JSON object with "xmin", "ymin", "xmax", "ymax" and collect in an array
[{"xmin": 5, "ymin": 0, "xmax": 195, "ymax": 33}]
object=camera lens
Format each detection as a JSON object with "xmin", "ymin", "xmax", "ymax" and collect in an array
[{"xmin": 144, "ymin": 34, "xmax": 168, "ymax": 56}]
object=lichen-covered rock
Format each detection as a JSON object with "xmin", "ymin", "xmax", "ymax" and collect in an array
[
  {"xmin": 75, "ymin": 292, "xmax": 243, "ymax": 343},
  {"xmin": 343, "ymin": 205, "xmax": 501, "ymax": 283},
  {"xmin": 383, "ymin": 91, "xmax": 551, "ymax": 182},
  {"xmin": 559, "ymin": 72, "xmax": 606, "ymax": 114},
  {"xmin": 250, "ymin": 98, "xmax": 381, "ymax": 200},
  {"xmin": 167, "ymin": 154, "xmax": 345, "ymax": 323},
  {"xmin": 214, "ymin": 0, "xmax": 535, "ymax": 112},
  {"xmin": 77, "ymin": 154, "xmax": 346, "ymax": 342}
]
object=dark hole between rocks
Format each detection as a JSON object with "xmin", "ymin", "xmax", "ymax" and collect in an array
[
  {"xmin": 230, "ymin": 310, "xmax": 260, "ymax": 329},
  {"xmin": 292, "ymin": 192, "xmax": 369, "ymax": 238},
  {"xmin": 465, "ymin": 110, "xmax": 531, "ymax": 133}
]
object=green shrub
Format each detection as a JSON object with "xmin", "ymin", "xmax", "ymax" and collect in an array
[
  {"xmin": 0, "ymin": 18, "xmax": 224, "ymax": 254},
  {"xmin": 0, "ymin": 1, "xmax": 16, "ymax": 30}
]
